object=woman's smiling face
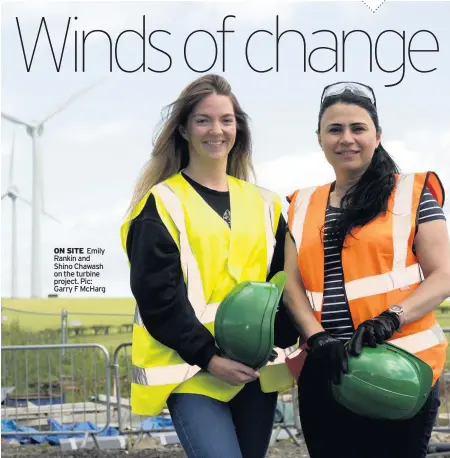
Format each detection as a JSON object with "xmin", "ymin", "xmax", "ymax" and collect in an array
[
  {"xmin": 183, "ymin": 94, "xmax": 237, "ymax": 164},
  {"xmin": 318, "ymin": 102, "xmax": 381, "ymax": 174}
]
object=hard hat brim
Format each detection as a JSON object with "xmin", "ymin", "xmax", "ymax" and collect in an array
[{"xmin": 214, "ymin": 271, "xmax": 288, "ymax": 370}]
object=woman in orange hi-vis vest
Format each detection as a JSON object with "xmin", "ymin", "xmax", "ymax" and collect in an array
[{"xmin": 283, "ymin": 82, "xmax": 450, "ymax": 458}]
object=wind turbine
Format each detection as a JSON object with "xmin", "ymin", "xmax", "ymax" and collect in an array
[
  {"xmin": 1, "ymin": 80, "xmax": 103, "ymax": 298},
  {"xmin": 2, "ymin": 132, "xmax": 19, "ymax": 298},
  {"xmin": 1, "ymin": 132, "xmax": 59, "ymax": 298}
]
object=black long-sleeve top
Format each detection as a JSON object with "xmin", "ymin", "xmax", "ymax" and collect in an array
[{"xmin": 125, "ymin": 173, "xmax": 299, "ymax": 371}]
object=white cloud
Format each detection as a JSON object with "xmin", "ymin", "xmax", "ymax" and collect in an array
[
  {"xmin": 440, "ymin": 133, "xmax": 450, "ymax": 149},
  {"xmin": 384, "ymin": 138, "xmax": 450, "ymax": 215},
  {"xmin": 202, "ymin": 1, "xmax": 298, "ymax": 26},
  {"xmin": 254, "ymin": 136, "xmax": 450, "ymax": 224},
  {"xmin": 254, "ymin": 150, "xmax": 334, "ymax": 213},
  {"xmin": 55, "ymin": 119, "xmax": 137, "ymax": 145}
]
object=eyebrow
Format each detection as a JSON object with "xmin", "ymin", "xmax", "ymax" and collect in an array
[
  {"xmin": 327, "ymin": 122, "xmax": 368, "ymax": 128},
  {"xmin": 192, "ymin": 113, "xmax": 235, "ymax": 118}
]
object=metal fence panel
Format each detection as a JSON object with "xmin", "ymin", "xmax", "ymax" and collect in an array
[
  {"xmin": 111, "ymin": 343, "xmax": 175, "ymax": 437},
  {"xmin": 1, "ymin": 343, "xmax": 111, "ymax": 437},
  {"xmin": 2, "ymin": 326, "xmax": 449, "ymax": 446},
  {"xmin": 111, "ymin": 331, "xmax": 450, "ymax": 439},
  {"xmin": 434, "ymin": 328, "xmax": 450, "ymax": 433},
  {"xmin": 111, "ymin": 342, "xmax": 303, "ymax": 445}
]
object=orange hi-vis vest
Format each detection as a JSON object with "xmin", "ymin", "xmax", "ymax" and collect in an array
[{"xmin": 287, "ymin": 172, "xmax": 447, "ymax": 385}]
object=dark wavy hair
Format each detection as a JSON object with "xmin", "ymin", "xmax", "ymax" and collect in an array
[{"xmin": 317, "ymin": 90, "xmax": 400, "ymax": 248}]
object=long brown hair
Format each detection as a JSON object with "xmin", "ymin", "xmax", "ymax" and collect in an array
[
  {"xmin": 318, "ymin": 90, "xmax": 399, "ymax": 249},
  {"xmin": 127, "ymin": 74, "xmax": 254, "ymax": 215}
]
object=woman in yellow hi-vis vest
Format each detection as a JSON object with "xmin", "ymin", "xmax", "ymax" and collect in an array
[
  {"xmin": 283, "ymin": 82, "xmax": 450, "ymax": 458},
  {"xmin": 120, "ymin": 74, "xmax": 298, "ymax": 458}
]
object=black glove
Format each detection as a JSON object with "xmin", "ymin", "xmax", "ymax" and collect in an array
[
  {"xmin": 306, "ymin": 331, "xmax": 349, "ymax": 385},
  {"xmin": 347, "ymin": 311, "xmax": 400, "ymax": 357}
]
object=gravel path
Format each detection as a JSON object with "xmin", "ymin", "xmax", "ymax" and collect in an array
[
  {"xmin": 1, "ymin": 439, "xmax": 309, "ymax": 458},
  {"xmin": 3, "ymin": 432, "xmax": 450, "ymax": 457}
]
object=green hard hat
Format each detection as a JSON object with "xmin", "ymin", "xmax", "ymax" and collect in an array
[
  {"xmin": 331, "ymin": 342, "xmax": 433, "ymax": 420},
  {"xmin": 214, "ymin": 271, "xmax": 287, "ymax": 370}
]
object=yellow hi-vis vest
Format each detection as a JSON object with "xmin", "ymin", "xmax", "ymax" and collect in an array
[{"xmin": 120, "ymin": 172, "xmax": 296, "ymax": 416}]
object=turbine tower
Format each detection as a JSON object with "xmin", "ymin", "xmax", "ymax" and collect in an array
[
  {"xmin": 2, "ymin": 132, "xmax": 60, "ymax": 298},
  {"xmin": 2, "ymin": 133, "xmax": 19, "ymax": 298},
  {"xmin": 1, "ymin": 80, "xmax": 102, "ymax": 297}
]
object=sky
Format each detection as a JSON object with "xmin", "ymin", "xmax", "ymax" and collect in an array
[{"xmin": 1, "ymin": 0, "xmax": 450, "ymax": 299}]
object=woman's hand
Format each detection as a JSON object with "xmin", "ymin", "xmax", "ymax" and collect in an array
[
  {"xmin": 307, "ymin": 331, "xmax": 349, "ymax": 385},
  {"xmin": 347, "ymin": 311, "xmax": 400, "ymax": 357},
  {"xmin": 207, "ymin": 355, "xmax": 260, "ymax": 385}
]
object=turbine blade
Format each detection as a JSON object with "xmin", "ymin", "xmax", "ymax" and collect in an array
[
  {"xmin": 41, "ymin": 78, "xmax": 106, "ymax": 123},
  {"xmin": 1, "ymin": 194, "xmax": 8, "ymax": 200},
  {"xmin": 43, "ymin": 210, "xmax": 61, "ymax": 224},
  {"xmin": 16, "ymin": 195, "xmax": 31, "ymax": 206},
  {"xmin": 16, "ymin": 195, "xmax": 59, "ymax": 223},
  {"xmin": 1, "ymin": 112, "xmax": 32, "ymax": 128}
]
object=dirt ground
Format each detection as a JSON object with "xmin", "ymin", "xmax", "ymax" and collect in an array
[
  {"xmin": 1, "ymin": 440, "xmax": 308, "ymax": 458},
  {"xmin": 3, "ymin": 432, "xmax": 450, "ymax": 457}
]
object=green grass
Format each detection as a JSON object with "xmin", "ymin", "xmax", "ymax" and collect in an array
[
  {"xmin": 436, "ymin": 316, "xmax": 450, "ymax": 329},
  {"xmin": 435, "ymin": 300, "xmax": 450, "ymax": 333},
  {"xmin": 1, "ymin": 298, "xmax": 136, "ymax": 331},
  {"xmin": 435, "ymin": 310, "xmax": 450, "ymax": 371},
  {"xmin": 71, "ymin": 332, "xmax": 132, "ymax": 352},
  {"xmin": 1, "ymin": 298, "xmax": 136, "ymax": 356},
  {"xmin": 2, "ymin": 297, "xmax": 450, "ymax": 364}
]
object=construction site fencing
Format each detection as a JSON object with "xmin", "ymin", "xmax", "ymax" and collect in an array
[
  {"xmin": 434, "ymin": 328, "xmax": 450, "ymax": 433},
  {"xmin": 1, "ymin": 343, "xmax": 111, "ymax": 445},
  {"xmin": 2, "ymin": 330, "xmax": 450, "ymax": 449},
  {"xmin": 112, "ymin": 342, "xmax": 306, "ymax": 446},
  {"xmin": 109, "ymin": 343, "xmax": 178, "ymax": 444},
  {"xmin": 108, "ymin": 332, "xmax": 450, "ymax": 454}
]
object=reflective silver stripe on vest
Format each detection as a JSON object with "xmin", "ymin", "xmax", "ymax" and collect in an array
[
  {"xmin": 295, "ymin": 174, "xmax": 422, "ymax": 312},
  {"xmin": 133, "ymin": 301, "xmax": 221, "ymax": 329},
  {"xmin": 153, "ymin": 182, "xmax": 209, "ymax": 318},
  {"xmin": 305, "ymin": 290, "xmax": 324, "ymax": 312},
  {"xmin": 132, "ymin": 182, "xmax": 282, "ymax": 387},
  {"xmin": 392, "ymin": 174, "xmax": 415, "ymax": 279},
  {"xmin": 345, "ymin": 263, "xmax": 422, "ymax": 302},
  {"xmin": 258, "ymin": 187, "xmax": 277, "ymax": 276},
  {"xmin": 134, "ymin": 363, "xmax": 203, "ymax": 386},
  {"xmin": 291, "ymin": 186, "xmax": 318, "ymax": 253},
  {"xmin": 389, "ymin": 324, "xmax": 446, "ymax": 354},
  {"xmin": 132, "ymin": 365, "xmax": 149, "ymax": 385},
  {"xmin": 133, "ymin": 305, "xmax": 144, "ymax": 327},
  {"xmin": 133, "ymin": 350, "xmax": 290, "ymax": 387}
]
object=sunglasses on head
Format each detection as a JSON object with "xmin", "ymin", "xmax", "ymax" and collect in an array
[{"xmin": 321, "ymin": 82, "xmax": 377, "ymax": 106}]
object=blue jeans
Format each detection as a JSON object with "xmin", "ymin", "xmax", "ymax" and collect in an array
[{"xmin": 166, "ymin": 380, "xmax": 278, "ymax": 458}]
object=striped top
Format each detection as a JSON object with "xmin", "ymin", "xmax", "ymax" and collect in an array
[{"xmin": 322, "ymin": 187, "xmax": 447, "ymax": 341}]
